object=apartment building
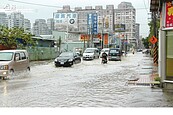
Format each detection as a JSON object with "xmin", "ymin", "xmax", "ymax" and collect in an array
[
  {"xmin": 8, "ymin": 12, "xmax": 24, "ymax": 28},
  {"xmin": 0, "ymin": 12, "xmax": 8, "ymax": 27},
  {"xmin": 135, "ymin": 23, "xmax": 140, "ymax": 48},
  {"xmin": 5, "ymin": 12, "xmax": 31, "ymax": 33},
  {"xmin": 53, "ymin": 5, "xmax": 115, "ymax": 33},
  {"xmin": 24, "ymin": 19, "xmax": 31, "ymax": 33},
  {"xmin": 32, "ymin": 19, "xmax": 49, "ymax": 36},
  {"xmin": 53, "ymin": 3, "xmax": 137, "ymax": 48},
  {"xmin": 115, "ymin": 2, "xmax": 136, "ymax": 47},
  {"xmin": 47, "ymin": 18, "xmax": 54, "ymax": 34}
]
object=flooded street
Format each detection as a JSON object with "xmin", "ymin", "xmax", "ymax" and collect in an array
[{"xmin": 0, "ymin": 52, "xmax": 173, "ymax": 107}]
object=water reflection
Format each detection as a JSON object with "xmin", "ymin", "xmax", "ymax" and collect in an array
[{"xmin": 3, "ymin": 82, "xmax": 8, "ymax": 96}]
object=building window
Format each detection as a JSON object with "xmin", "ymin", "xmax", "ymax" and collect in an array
[{"xmin": 166, "ymin": 31, "xmax": 173, "ymax": 80}]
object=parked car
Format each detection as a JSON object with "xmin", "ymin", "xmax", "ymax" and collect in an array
[
  {"xmin": 108, "ymin": 48, "xmax": 121, "ymax": 61},
  {"xmin": 142, "ymin": 49, "xmax": 150, "ymax": 54},
  {"xmin": 82, "ymin": 48, "xmax": 99, "ymax": 60},
  {"xmin": 137, "ymin": 49, "xmax": 143, "ymax": 52},
  {"xmin": 54, "ymin": 52, "xmax": 81, "ymax": 67},
  {"xmin": 0, "ymin": 50, "xmax": 30, "ymax": 80},
  {"xmin": 99, "ymin": 48, "xmax": 110, "ymax": 58}
]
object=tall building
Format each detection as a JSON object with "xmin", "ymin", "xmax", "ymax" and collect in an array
[
  {"xmin": 54, "ymin": 5, "xmax": 78, "ymax": 32},
  {"xmin": 115, "ymin": 2, "xmax": 136, "ymax": 47},
  {"xmin": 47, "ymin": 18, "xmax": 54, "ymax": 34},
  {"xmin": 135, "ymin": 23, "xmax": 140, "ymax": 48},
  {"xmin": 24, "ymin": 19, "xmax": 31, "ymax": 33},
  {"xmin": 53, "ymin": 3, "xmax": 137, "ymax": 48},
  {"xmin": 32, "ymin": 19, "xmax": 49, "ymax": 36},
  {"xmin": 75, "ymin": 6, "xmax": 96, "ymax": 33},
  {"xmin": 0, "ymin": 12, "xmax": 8, "ymax": 27},
  {"xmin": 75, "ymin": 5, "xmax": 114, "ymax": 33},
  {"xmin": 54, "ymin": 5, "xmax": 115, "ymax": 33},
  {"xmin": 8, "ymin": 12, "xmax": 24, "ymax": 28}
]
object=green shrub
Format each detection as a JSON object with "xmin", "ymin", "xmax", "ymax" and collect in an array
[{"xmin": 154, "ymin": 76, "xmax": 161, "ymax": 82}]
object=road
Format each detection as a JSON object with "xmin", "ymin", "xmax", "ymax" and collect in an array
[{"xmin": 0, "ymin": 52, "xmax": 173, "ymax": 107}]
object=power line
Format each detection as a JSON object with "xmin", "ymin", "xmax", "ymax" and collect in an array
[
  {"xmin": 8, "ymin": 0, "xmax": 149, "ymax": 10},
  {"xmin": 8, "ymin": 0, "xmax": 62, "ymax": 8},
  {"xmin": 143, "ymin": 0, "xmax": 149, "ymax": 13}
]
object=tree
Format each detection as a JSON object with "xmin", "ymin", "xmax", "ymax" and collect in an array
[
  {"xmin": 142, "ymin": 37, "xmax": 150, "ymax": 49},
  {"xmin": 143, "ymin": 18, "xmax": 160, "ymax": 49},
  {"xmin": 0, "ymin": 26, "xmax": 35, "ymax": 49}
]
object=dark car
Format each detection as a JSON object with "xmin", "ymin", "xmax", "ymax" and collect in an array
[
  {"xmin": 54, "ymin": 52, "xmax": 81, "ymax": 67},
  {"xmin": 108, "ymin": 48, "xmax": 121, "ymax": 61}
]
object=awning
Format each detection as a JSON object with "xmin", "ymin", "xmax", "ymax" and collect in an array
[
  {"xmin": 150, "ymin": 0, "xmax": 160, "ymax": 12},
  {"xmin": 150, "ymin": 0, "xmax": 173, "ymax": 12}
]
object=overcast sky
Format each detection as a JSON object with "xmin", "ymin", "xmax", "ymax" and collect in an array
[{"xmin": 1, "ymin": 0, "xmax": 151, "ymax": 38}]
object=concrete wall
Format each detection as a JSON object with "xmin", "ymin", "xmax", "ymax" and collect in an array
[{"xmin": 61, "ymin": 42, "xmax": 86, "ymax": 52}]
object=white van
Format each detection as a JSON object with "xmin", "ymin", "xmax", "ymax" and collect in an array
[
  {"xmin": 82, "ymin": 48, "xmax": 99, "ymax": 60},
  {"xmin": 0, "ymin": 50, "xmax": 30, "ymax": 80}
]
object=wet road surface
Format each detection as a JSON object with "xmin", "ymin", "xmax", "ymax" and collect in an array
[{"xmin": 0, "ymin": 52, "xmax": 173, "ymax": 107}]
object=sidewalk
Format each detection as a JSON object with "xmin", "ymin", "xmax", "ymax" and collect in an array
[
  {"xmin": 128, "ymin": 55, "xmax": 159, "ymax": 87},
  {"xmin": 136, "ymin": 64, "xmax": 159, "ymax": 86}
]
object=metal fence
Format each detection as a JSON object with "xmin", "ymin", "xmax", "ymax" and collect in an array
[{"xmin": 26, "ymin": 47, "xmax": 59, "ymax": 61}]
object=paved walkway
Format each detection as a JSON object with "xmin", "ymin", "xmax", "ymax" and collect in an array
[{"xmin": 128, "ymin": 55, "xmax": 159, "ymax": 87}]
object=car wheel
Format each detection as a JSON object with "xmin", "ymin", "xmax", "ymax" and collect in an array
[
  {"xmin": 2, "ymin": 76, "xmax": 7, "ymax": 80},
  {"xmin": 27, "ymin": 67, "xmax": 30, "ymax": 72},
  {"xmin": 4, "ymin": 69, "xmax": 14, "ymax": 80},
  {"xmin": 55, "ymin": 64, "xmax": 59, "ymax": 67},
  {"xmin": 70, "ymin": 62, "xmax": 73, "ymax": 66},
  {"xmin": 69, "ymin": 64, "xmax": 73, "ymax": 67}
]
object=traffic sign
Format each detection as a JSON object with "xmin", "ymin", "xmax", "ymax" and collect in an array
[{"xmin": 149, "ymin": 36, "xmax": 158, "ymax": 44}]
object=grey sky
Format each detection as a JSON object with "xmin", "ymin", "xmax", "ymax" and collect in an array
[{"xmin": 1, "ymin": 0, "xmax": 151, "ymax": 38}]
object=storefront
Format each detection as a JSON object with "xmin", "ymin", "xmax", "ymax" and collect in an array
[
  {"xmin": 166, "ymin": 31, "xmax": 173, "ymax": 80},
  {"xmin": 151, "ymin": 0, "xmax": 173, "ymax": 91}
]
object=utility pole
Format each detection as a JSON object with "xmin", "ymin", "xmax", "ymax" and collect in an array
[
  {"xmin": 152, "ymin": 12, "xmax": 158, "ymax": 65},
  {"xmin": 125, "ymin": 34, "xmax": 128, "ymax": 54},
  {"xmin": 101, "ymin": 16, "xmax": 105, "ymax": 49},
  {"xmin": 84, "ymin": 35, "xmax": 86, "ymax": 50}
]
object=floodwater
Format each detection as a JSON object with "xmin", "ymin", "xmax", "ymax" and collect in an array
[{"xmin": 0, "ymin": 52, "xmax": 173, "ymax": 107}]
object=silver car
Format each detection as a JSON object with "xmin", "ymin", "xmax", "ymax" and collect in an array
[
  {"xmin": 82, "ymin": 48, "xmax": 100, "ymax": 60},
  {"xmin": 0, "ymin": 50, "xmax": 30, "ymax": 80}
]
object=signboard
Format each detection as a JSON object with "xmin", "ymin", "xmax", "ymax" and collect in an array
[
  {"xmin": 149, "ymin": 36, "xmax": 158, "ymax": 44},
  {"xmin": 93, "ymin": 38, "xmax": 100, "ymax": 43},
  {"xmin": 80, "ymin": 34, "xmax": 89, "ymax": 41},
  {"xmin": 53, "ymin": 12, "xmax": 78, "ymax": 29},
  {"xmin": 114, "ymin": 24, "xmax": 126, "ymax": 32},
  {"xmin": 92, "ymin": 13, "xmax": 98, "ymax": 34},
  {"xmin": 104, "ymin": 34, "xmax": 108, "ymax": 45},
  {"xmin": 165, "ymin": 2, "xmax": 173, "ymax": 28},
  {"xmin": 87, "ymin": 13, "xmax": 98, "ymax": 35}
]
